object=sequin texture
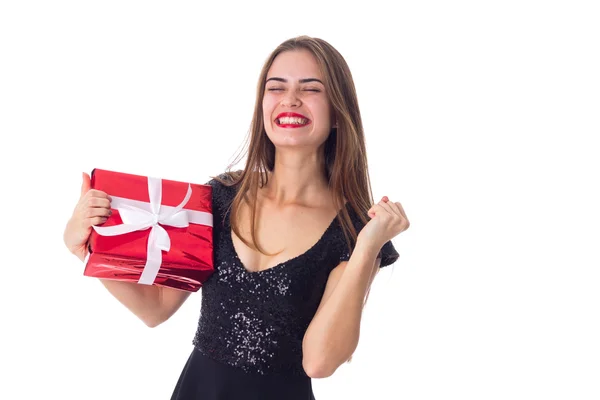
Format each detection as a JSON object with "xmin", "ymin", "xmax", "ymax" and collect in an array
[{"xmin": 192, "ymin": 173, "xmax": 399, "ymax": 377}]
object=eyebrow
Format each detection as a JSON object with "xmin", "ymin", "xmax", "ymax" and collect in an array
[{"xmin": 266, "ymin": 77, "xmax": 324, "ymax": 84}]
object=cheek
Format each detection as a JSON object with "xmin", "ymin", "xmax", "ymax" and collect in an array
[
  {"xmin": 262, "ymin": 97, "xmax": 276, "ymax": 117},
  {"xmin": 262, "ymin": 98, "xmax": 276, "ymax": 131},
  {"xmin": 312, "ymin": 99, "xmax": 332, "ymax": 124}
]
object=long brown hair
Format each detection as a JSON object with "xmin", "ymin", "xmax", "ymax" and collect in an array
[{"xmin": 213, "ymin": 35, "xmax": 375, "ymax": 261}]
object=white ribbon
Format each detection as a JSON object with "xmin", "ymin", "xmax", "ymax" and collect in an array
[{"xmin": 92, "ymin": 176, "xmax": 212, "ymax": 285}]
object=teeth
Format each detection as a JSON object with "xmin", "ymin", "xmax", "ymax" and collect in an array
[{"xmin": 278, "ymin": 117, "xmax": 308, "ymax": 125}]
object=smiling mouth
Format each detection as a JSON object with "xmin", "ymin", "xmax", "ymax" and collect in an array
[{"xmin": 275, "ymin": 116, "xmax": 310, "ymax": 127}]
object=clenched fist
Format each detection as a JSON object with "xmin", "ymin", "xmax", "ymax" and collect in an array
[{"xmin": 358, "ymin": 196, "xmax": 409, "ymax": 252}]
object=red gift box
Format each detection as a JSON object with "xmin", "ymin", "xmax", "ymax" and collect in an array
[{"xmin": 83, "ymin": 168, "xmax": 214, "ymax": 292}]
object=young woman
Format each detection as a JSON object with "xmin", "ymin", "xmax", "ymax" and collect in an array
[{"xmin": 64, "ymin": 35, "xmax": 410, "ymax": 400}]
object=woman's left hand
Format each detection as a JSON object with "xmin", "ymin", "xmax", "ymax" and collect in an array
[{"xmin": 357, "ymin": 196, "xmax": 410, "ymax": 251}]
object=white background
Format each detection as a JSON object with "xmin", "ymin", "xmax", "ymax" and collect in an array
[{"xmin": 1, "ymin": 1, "xmax": 599, "ymax": 399}]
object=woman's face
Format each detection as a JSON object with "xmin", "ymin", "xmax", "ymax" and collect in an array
[{"xmin": 262, "ymin": 49, "xmax": 334, "ymax": 150}]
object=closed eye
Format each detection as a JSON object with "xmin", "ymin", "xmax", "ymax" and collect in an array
[{"xmin": 266, "ymin": 87, "xmax": 321, "ymax": 92}]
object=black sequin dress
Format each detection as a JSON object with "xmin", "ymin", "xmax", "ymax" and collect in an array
[{"xmin": 170, "ymin": 175, "xmax": 399, "ymax": 400}]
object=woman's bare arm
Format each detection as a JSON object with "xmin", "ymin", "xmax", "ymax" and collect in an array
[
  {"xmin": 301, "ymin": 243, "xmax": 380, "ymax": 378},
  {"xmin": 76, "ymin": 251, "xmax": 190, "ymax": 327}
]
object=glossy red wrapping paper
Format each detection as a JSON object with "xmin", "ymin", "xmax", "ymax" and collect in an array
[{"xmin": 83, "ymin": 168, "xmax": 214, "ymax": 292}]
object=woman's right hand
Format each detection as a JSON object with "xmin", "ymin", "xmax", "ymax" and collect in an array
[{"xmin": 63, "ymin": 172, "xmax": 112, "ymax": 259}]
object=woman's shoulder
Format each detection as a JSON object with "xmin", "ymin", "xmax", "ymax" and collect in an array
[
  {"xmin": 204, "ymin": 170, "xmax": 243, "ymax": 197},
  {"xmin": 205, "ymin": 169, "xmax": 243, "ymax": 186},
  {"xmin": 201, "ymin": 170, "xmax": 242, "ymax": 227},
  {"xmin": 204, "ymin": 169, "xmax": 242, "ymax": 208}
]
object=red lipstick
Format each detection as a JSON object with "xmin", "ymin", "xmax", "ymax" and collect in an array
[{"xmin": 275, "ymin": 112, "xmax": 311, "ymax": 128}]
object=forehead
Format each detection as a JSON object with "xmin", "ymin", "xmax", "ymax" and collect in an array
[{"xmin": 266, "ymin": 49, "xmax": 323, "ymax": 80}]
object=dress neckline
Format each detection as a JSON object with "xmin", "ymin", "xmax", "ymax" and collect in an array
[{"xmin": 227, "ymin": 203, "xmax": 347, "ymax": 275}]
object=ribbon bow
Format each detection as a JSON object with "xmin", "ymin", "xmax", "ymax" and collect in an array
[{"xmin": 93, "ymin": 176, "xmax": 193, "ymax": 285}]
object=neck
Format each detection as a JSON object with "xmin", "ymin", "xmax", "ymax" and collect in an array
[{"xmin": 262, "ymin": 148, "xmax": 330, "ymax": 207}]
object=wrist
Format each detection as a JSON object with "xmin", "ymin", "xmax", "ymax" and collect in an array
[{"xmin": 354, "ymin": 238, "xmax": 382, "ymax": 260}]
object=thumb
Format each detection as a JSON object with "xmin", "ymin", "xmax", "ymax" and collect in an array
[
  {"xmin": 368, "ymin": 197, "xmax": 388, "ymax": 218},
  {"xmin": 80, "ymin": 172, "xmax": 91, "ymax": 197}
]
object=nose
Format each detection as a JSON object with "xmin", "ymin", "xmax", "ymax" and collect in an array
[{"xmin": 281, "ymin": 90, "xmax": 301, "ymax": 108}]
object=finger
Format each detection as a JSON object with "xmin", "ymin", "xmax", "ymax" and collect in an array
[
  {"xmin": 84, "ymin": 189, "xmax": 112, "ymax": 201},
  {"xmin": 382, "ymin": 199, "xmax": 402, "ymax": 217},
  {"xmin": 383, "ymin": 201, "xmax": 403, "ymax": 218},
  {"xmin": 392, "ymin": 202, "xmax": 409, "ymax": 229},
  {"xmin": 369, "ymin": 196, "xmax": 388, "ymax": 213},
  {"xmin": 89, "ymin": 216, "xmax": 109, "ymax": 226},
  {"xmin": 377, "ymin": 199, "xmax": 396, "ymax": 216},
  {"xmin": 368, "ymin": 200, "xmax": 383, "ymax": 215},
  {"xmin": 395, "ymin": 202, "xmax": 408, "ymax": 220},
  {"xmin": 85, "ymin": 206, "xmax": 112, "ymax": 219},
  {"xmin": 77, "ymin": 191, "xmax": 110, "ymax": 215},
  {"xmin": 80, "ymin": 172, "xmax": 91, "ymax": 198},
  {"xmin": 375, "ymin": 195, "xmax": 399, "ymax": 216},
  {"xmin": 86, "ymin": 197, "xmax": 112, "ymax": 209},
  {"xmin": 368, "ymin": 203, "xmax": 385, "ymax": 218}
]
